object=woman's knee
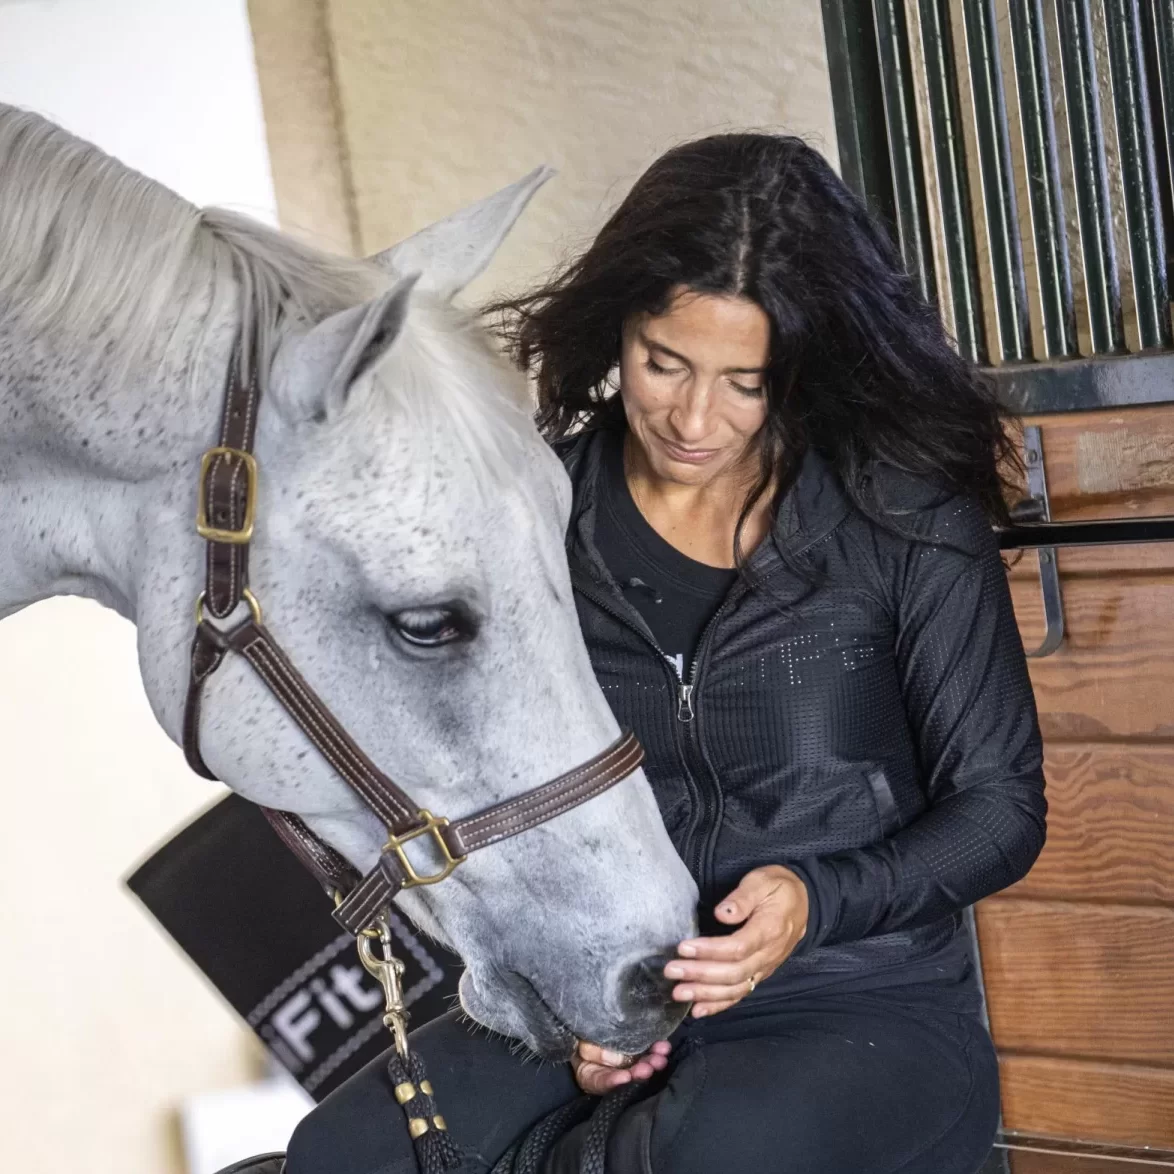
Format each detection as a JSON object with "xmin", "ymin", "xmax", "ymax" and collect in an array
[
  {"xmin": 287, "ymin": 1050, "xmax": 418, "ymax": 1174},
  {"xmin": 287, "ymin": 1009, "xmax": 579, "ymax": 1174},
  {"xmin": 647, "ymin": 1018, "xmax": 993, "ymax": 1174},
  {"xmin": 287, "ymin": 1011, "xmax": 488, "ymax": 1173}
]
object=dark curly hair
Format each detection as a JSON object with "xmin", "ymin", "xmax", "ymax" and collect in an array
[{"xmin": 488, "ymin": 132, "xmax": 1019, "ymax": 553}]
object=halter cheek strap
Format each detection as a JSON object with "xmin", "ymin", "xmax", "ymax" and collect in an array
[
  {"xmin": 184, "ymin": 608, "xmax": 642, "ymax": 933},
  {"xmin": 181, "ymin": 344, "xmax": 645, "ymax": 935},
  {"xmin": 180, "ymin": 342, "xmax": 647, "ymax": 1173}
]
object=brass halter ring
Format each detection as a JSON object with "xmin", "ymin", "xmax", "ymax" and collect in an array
[{"xmin": 194, "ymin": 586, "xmax": 262, "ymax": 627}]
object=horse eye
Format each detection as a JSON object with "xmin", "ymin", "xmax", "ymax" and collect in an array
[{"xmin": 387, "ymin": 605, "xmax": 473, "ymax": 648}]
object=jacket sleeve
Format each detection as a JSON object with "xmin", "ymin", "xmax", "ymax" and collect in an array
[{"xmin": 790, "ymin": 493, "xmax": 1047, "ymax": 950}]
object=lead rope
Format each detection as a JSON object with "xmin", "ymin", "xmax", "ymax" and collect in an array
[
  {"xmin": 360, "ymin": 903, "xmax": 646, "ymax": 1174},
  {"xmin": 356, "ymin": 911, "xmax": 463, "ymax": 1172},
  {"xmin": 488, "ymin": 1083, "xmax": 646, "ymax": 1174}
]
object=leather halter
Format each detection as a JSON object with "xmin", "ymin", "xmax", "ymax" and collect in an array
[{"xmin": 182, "ymin": 346, "xmax": 644, "ymax": 936}]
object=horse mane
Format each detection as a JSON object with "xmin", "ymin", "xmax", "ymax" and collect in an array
[
  {"xmin": 0, "ymin": 104, "xmax": 532, "ymax": 472},
  {"xmin": 0, "ymin": 105, "xmax": 381, "ymax": 378}
]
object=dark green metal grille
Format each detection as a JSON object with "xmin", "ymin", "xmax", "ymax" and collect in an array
[{"xmin": 821, "ymin": 0, "xmax": 1174, "ymax": 413}]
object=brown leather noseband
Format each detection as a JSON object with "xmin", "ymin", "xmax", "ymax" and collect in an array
[{"xmin": 181, "ymin": 348, "xmax": 644, "ymax": 937}]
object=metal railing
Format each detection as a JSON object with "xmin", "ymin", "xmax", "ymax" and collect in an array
[{"xmin": 822, "ymin": 0, "xmax": 1174, "ymax": 414}]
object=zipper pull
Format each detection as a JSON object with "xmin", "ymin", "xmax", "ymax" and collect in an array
[{"xmin": 677, "ymin": 682, "xmax": 695, "ymax": 723}]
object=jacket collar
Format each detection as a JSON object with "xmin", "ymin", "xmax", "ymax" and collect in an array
[{"xmin": 558, "ymin": 428, "xmax": 853, "ymax": 570}]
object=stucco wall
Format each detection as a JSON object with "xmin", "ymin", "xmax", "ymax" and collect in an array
[
  {"xmin": 251, "ymin": 0, "xmax": 837, "ymax": 303},
  {"xmin": 249, "ymin": 0, "xmax": 357, "ymax": 253}
]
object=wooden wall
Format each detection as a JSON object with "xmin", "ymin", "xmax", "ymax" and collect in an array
[{"xmin": 978, "ymin": 405, "xmax": 1174, "ymax": 1147}]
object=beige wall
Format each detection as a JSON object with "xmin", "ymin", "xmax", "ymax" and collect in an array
[
  {"xmin": 250, "ymin": 0, "xmax": 357, "ymax": 253},
  {"xmin": 0, "ymin": 602, "xmax": 261, "ymax": 1173},
  {"xmin": 251, "ymin": 0, "xmax": 837, "ymax": 304}
]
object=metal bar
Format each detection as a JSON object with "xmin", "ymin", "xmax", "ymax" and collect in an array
[
  {"xmin": 1154, "ymin": 0, "xmax": 1174, "ymax": 213},
  {"xmin": 822, "ymin": 0, "xmax": 899, "ymax": 236},
  {"xmin": 992, "ymin": 343, "xmax": 1174, "ymax": 412},
  {"xmin": 1053, "ymin": 0, "xmax": 1127, "ymax": 353},
  {"xmin": 871, "ymin": 0, "xmax": 937, "ymax": 302},
  {"xmin": 963, "ymin": 904, "xmax": 995, "ymax": 1045},
  {"xmin": 993, "ymin": 1132, "xmax": 1174, "ymax": 1164},
  {"xmin": 1008, "ymin": 0, "xmax": 1080, "ymax": 357},
  {"xmin": 998, "ymin": 514, "xmax": 1174, "ymax": 548},
  {"xmin": 1017, "ymin": 426, "xmax": 1066, "ymax": 657},
  {"xmin": 1143, "ymin": 1, "xmax": 1174, "ymax": 274},
  {"xmin": 962, "ymin": 0, "xmax": 1033, "ymax": 361},
  {"xmin": 1027, "ymin": 548, "xmax": 1066, "ymax": 656},
  {"xmin": 916, "ymin": 0, "xmax": 988, "ymax": 362},
  {"xmin": 1104, "ymin": 0, "xmax": 1173, "ymax": 349}
]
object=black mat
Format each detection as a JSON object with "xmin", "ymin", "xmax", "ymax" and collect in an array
[{"xmin": 126, "ymin": 794, "xmax": 463, "ymax": 1101}]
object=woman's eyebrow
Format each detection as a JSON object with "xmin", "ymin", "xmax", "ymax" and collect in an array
[{"xmin": 641, "ymin": 332, "xmax": 767, "ymax": 375}]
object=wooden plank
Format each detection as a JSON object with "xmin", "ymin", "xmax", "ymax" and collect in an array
[
  {"xmin": 1006, "ymin": 543, "xmax": 1174, "ymax": 577},
  {"xmin": 976, "ymin": 900, "xmax": 1174, "ymax": 1064},
  {"xmin": 1010, "ymin": 575, "xmax": 1174, "ymax": 740},
  {"xmin": 1010, "ymin": 1150, "xmax": 1174, "ymax": 1173},
  {"xmin": 1000, "ymin": 1054, "xmax": 1174, "ymax": 1148},
  {"xmin": 996, "ymin": 405, "xmax": 1174, "ymax": 1155},
  {"xmin": 1008, "ymin": 407, "xmax": 1174, "ymax": 521},
  {"xmin": 1003, "ymin": 407, "xmax": 1174, "ymax": 573},
  {"xmin": 1008, "ymin": 745, "xmax": 1174, "ymax": 904}
]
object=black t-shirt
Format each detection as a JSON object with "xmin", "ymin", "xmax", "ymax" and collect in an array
[{"xmin": 592, "ymin": 430, "xmax": 737, "ymax": 679}]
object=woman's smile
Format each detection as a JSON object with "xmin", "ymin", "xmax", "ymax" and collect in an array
[{"xmin": 656, "ymin": 434, "xmax": 720, "ymax": 464}]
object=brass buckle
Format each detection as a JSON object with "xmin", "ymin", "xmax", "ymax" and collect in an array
[
  {"xmin": 386, "ymin": 810, "xmax": 466, "ymax": 887},
  {"xmin": 196, "ymin": 446, "xmax": 258, "ymax": 544}
]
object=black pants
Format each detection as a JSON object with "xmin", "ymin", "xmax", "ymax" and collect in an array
[{"xmin": 287, "ymin": 989, "xmax": 1000, "ymax": 1174}]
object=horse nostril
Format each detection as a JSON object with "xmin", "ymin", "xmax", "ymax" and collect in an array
[{"xmin": 619, "ymin": 954, "xmax": 676, "ymax": 1013}]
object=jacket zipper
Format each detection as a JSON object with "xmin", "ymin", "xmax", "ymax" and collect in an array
[
  {"xmin": 677, "ymin": 597, "xmax": 735, "ymax": 896},
  {"xmin": 679, "ymin": 599, "xmax": 728, "ymax": 717},
  {"xmin": 570, "ymin": 570, "xmax": 711, "ymax": 878},
  {"xmin": 571, "ymin": 568, "xmax": 736, "ymax": 894}
]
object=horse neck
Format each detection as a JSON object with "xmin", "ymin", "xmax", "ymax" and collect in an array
[{"xmin": 0, "ymin": 285, "xmax": 239, "ymax": 622}]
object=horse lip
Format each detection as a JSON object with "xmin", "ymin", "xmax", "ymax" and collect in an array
[{"xmin": 490, "ymin": 969, "xmax": 577, "ymax": 1057}]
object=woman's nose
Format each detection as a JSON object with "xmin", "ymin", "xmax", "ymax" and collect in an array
[{"xmin": 668, "ymin": 384, "xmax": 712, "ymax": 441}]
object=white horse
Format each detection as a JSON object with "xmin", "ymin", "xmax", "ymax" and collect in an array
[{"xmin": 0, "ymin": 104, "xmax": 697, "ymax": 1058}]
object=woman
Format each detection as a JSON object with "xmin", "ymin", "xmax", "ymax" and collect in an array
[{"xmin": 288, "ymin": 133, "xmax": 1046, "ymax": 1174}]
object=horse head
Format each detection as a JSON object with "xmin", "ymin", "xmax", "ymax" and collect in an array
[{"xmin": 115, "ymin": 160, "xmax": 698, "ymax": 1055}]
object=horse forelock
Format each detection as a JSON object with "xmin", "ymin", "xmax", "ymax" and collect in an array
[{"xmin": 356, "ymin": 296, "xmax": 537, "ymax": 489}]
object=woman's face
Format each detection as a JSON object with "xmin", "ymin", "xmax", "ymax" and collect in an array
[{"xmin": 619, "ymin": 285, "xmax": 771, "ymax": 488}]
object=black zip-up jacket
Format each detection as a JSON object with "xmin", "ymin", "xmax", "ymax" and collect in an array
[{"xmin": 560, "ymin": 430, "xmax": 1047, "ymax": 994}]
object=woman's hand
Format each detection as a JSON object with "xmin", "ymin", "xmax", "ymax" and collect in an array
[
  {"xmin": 571, "ymin": 1039, "xmax": 672, "ymax": 1095},
  {"xmin": 572, "ymin": 867, "xmax": 806, "ymax": 1091},
  {"xmin": 665, "ymin": 865, "xmax": 809, "ymax": 1018}
]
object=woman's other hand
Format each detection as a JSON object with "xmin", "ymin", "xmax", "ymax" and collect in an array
[
  {"xmin": 665, "ymin": 864, "xmax": 809, "ymax": 1018},
  {"xmin": 571, "ymin": 1039, "xmax": 672, "ymax": 1095}
]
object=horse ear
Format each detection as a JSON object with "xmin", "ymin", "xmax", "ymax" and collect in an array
[
  {"xmin": 277, "ymin": 273, "xmax": 418, "ymax": 423},
  {"xmin": 368, "ymin": 165, "xmax": 554, "ymax": 301}
]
